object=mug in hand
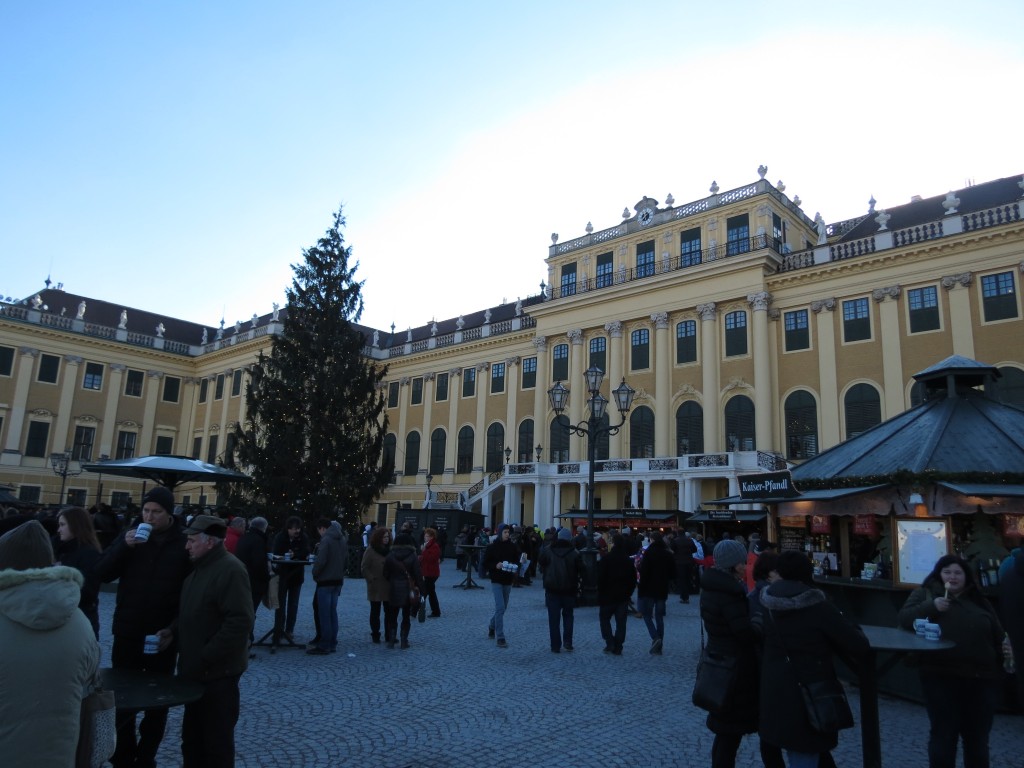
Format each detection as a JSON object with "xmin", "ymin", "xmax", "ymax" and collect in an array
[{"xmin": 134, "ymin": 523, "xmax": 153, "ymax": 543}]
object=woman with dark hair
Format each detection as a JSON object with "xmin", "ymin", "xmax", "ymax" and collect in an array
[
  {"xmin": 898, "ymin": 554, "xmax": 1010, "ymax": 768},
  {"xmin": 271, "ymin": 515, "xmax": 311, "ymax": 644},
  {"xmin": 383, "ymin": 532, "xmax": 423, "ymax": 649},
  {"xmin": 54, "ymin": 506, "xmax": 103, "ymax": 638},
  {"xmin": 757, "ymin": 551, "xmax": 867, "ymax": 768},
  {"xmin": 361, "ymin": 526, "xmax": 391, "ymax": 643},
  {"xmin": 418, "ymin": 527, "xmax": 442, "ymax": 618}
]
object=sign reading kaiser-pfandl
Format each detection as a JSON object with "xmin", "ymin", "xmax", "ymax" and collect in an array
[{"xmin": 737, "ymin": 470, "xmax": 800, "ymax": 500}]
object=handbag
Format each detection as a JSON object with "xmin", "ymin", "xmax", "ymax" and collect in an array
[
  {"xmin": 76, "ymin": 674, "xmax": 117, "ymax": 768},
  {"xmin": 768, "ymin": 609, "xmax": 854, "ymax": 733},
  {"xmin": 397, "ymin": 558, "xmax": 421, "ymax": 611},
  {"xmin": 262, "ymin": 574, "xmax": 280, "ymax": 610},
  {"xmin": 691, "ymin": 620, "xmax": 739, "ymax": 713},
  {"xmin": 417, "ymin": 599, "xmax": 427, "ymax": 623}
]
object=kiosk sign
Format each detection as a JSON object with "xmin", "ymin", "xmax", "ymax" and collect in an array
[{"xmin": 738, "ymin": 471, "xmax": 799, "ymax": 500}]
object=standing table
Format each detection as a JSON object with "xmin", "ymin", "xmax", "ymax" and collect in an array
[
  {"xmin": 254, "ymin": 556, "xmax": 315, "ymax": 653},
  {"xmin": 452, "ymin": 545, "xmax": 486, "ymax": 590}
]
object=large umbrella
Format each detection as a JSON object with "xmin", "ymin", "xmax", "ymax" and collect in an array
[{"xmin": 82, "ymin": 455, "xmax": 251, "ymax": 491}]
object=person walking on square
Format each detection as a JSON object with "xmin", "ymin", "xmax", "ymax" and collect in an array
[
  {"xmin": 539, "ymin": 527, "xmax": 581, "ymax": 652},
  {"xmin": 419, "ymin": 527, "xmax": 442, "ymax": 618},
  {"xmin": 483, "ymin": 523, "xmax": 519, "ymax": 647},
  {"xmin": 94, "ymin": 486, "xmax": 191, "ymax": 768},
  {"xmin": 234, "ymin": 516, "xmax": 270, "ymax": 622},
  {"xmin": 637, "ymin": 531, "xmax": 675, "ymax": 654},
  {"xmin": 307, "ymin": 518, "xmax": 347, "ymax": 655},
  {"xmin": 598, "ymin": 533, "xmax": 637, "ymax": 654},
  {"xmin": 361, "ymin": 526, "xmax": 391, "ymax": 643},
  {"xmin": 176, "ymin": 515, "xmax": 254, "ymax": 768},
  {"xmin": 383, "ymin": 532, "xmax": 423, "ymax": 649},
  {"xmin": 270, "ymin": 515, "xmax": 311, "ymax": 644}
]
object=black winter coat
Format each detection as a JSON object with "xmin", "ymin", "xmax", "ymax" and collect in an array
[
  {"xmin": 637, "ymin": 542, "xmax": 674, "ymax": 600},
  {"xmin": 234, "ymin": 528, "xmax": 270, "ymax": 601},
  {"xmin": 757, "ymin": 580, "xmax": 868, "ymax": 754},
  {"xmin": 94, "ymin": 519, "xmax": 191, "ymax": 639},
  {"xmin": 53, "ymin": 538, "xmax": 102, "ymax": 636},
  {"xmin": 383, "ymin": 544, "xmax": 423, "ymax": 608},
  {"xmin": 271, "ymin": 530, "xmax": 311, "ymax": 586},
  {"xmin": 699, "ymin": 567, "xmax": 759, "ymax": 735},
  {"xmin": 539, "ymin": 540, "xmax": 580, "ymax": 596},
  {"xmin": 597, "ymin": 546, "xmax": 636, "ymax": 606}
]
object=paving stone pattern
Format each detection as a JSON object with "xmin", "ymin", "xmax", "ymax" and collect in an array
[{"xmin": 96, "ymin": 563, "xmax": 1021, "ymax": 767}]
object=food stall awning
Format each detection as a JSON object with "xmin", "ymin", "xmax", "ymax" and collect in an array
[
  {"xmin": 935, "ymin": 482, "xmax": 1024, "ymax": 498},
  {"xmin": 707, "ymin": 484, "xmax": 889, "ymax": 506}
]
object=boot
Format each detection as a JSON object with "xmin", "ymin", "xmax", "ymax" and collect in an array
[{"xmin": 371, "ymin": 633, "xmax": 381, "ymax": 644}]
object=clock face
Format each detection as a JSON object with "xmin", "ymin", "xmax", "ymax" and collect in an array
[{"xmin": 638, "ymin": 207, "xmax": 654, "ymax": 226}]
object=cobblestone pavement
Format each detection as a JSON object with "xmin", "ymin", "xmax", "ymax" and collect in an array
[{"xmin": 97, "ymin": 563, "xmax": 1021, "ymax": 767}]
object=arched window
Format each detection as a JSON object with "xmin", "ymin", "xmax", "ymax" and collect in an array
[
  {"xmin": 784, "ymin": 391, "xmax": 818, "ymax": 460},
  {"xmin": 909, "ymin": 380, "xmax": 927, "ymax": 408},
  {"xmin": 629, "ymin": 406, "xmax": 655, "ymax": 458},
  {"xmin": 675, "ymin": 401, "xmax": 704, "ymax": 455},
  {"xmin": 404, "ymin": 432, "xmax": 420, "ymax": 477},
  {"xmin": 517, "ymin": 419, "xmax": 534, "ymax": 463},
  {"xmin": 429, "ymin": 428, "xmax": 446, "ymax": 476},
  {"xmin": 485, "ymin": 423, "xmax": 505, "ymax": 473},
  {"xmin": 456, "ymin": 426, "xmax": 474, "ymax": 474},
  {"xmin": 594, "ymin": 413, "xmax": 610, "ymax": 460},
  {"xmin": 549, "ymin": 416, "xmax": 570, "ymax": 463},
  {"xmin": 844, "ymin": 384, "xmax": 881, "ymax": 438},
  {"xmin": 998, "ymin": 366, "xmax": 1024, "ymax": 408},
  {"xmin": 724, "ymin": 396, "xmax": 755, "ymax": 451},
  {"xmin": 382, "ymin": 433, "xmax": 397, "ymax": 477}
]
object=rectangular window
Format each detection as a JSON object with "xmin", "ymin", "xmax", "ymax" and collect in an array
[
  {"xmin": 72, "ymin": 426, "xmax": 96, "ymax": 462},
  {"xmin": 726, "ymin": 214, "xmax": 750, "ymax": 256},
  {"xmin": 552, "ymin": 344, "xmax": 569, "ymax": 381},
  {"xmin": 116, "ymin": 431, "xmax": 137, "ymax": 460},
  {"xmin": 206, "ymin": 434, "xmax": 219, "ymax": 465},
  {"xmin": 462, "ymin": 367, "xmax": 476, "ymax": 398},
  {"xmin": 784, "ymin": 309, "xmax": 810, "ymax": 351},
  {"xmin": 387, "ymin": 381, "xmax": 400, "ymax": 408},
  {"xmin": 725, "ymin": 311, "xmax": 748, "ymax": 356},
  {"xmin": 842, "ymin": 298, "xmax": 871, "ymax": 342},
  {"xmin": 18, "ymin": 486, "xmax": 41, "ymax": 503},
  {"xmin": 124, "ymin": 369, "xmax": 144, "ymax": 397},
  {"xmin": 521, "ymin": 357, "xmax": 537, "ymax": 389},
  {"xmin": 38, "ymin": 353, "xmax": 60, "ymax": 384},
  {"xmin": 560, "ymin": 263, "xmax": 577, "ymax": 297},
  {"xmin": 25, "ymin": 420, "xmax": 50, "ymax": 457},
  {"xmin": 67, "ymin": 489, "xmax": 87, "ymax": 506},
  {"xmin": 595, "ymin": 252, "xmax": 613, "ymax": 288},
  {"xmin": 435, "ymin": 372, "xmax": 449, "ymax": 402},
  {"xmin": 631, "ymin": 329, "xmax": 650, "ymax": 370},
  {"xmin": 589, "ymin": 337, "xmax": 606, "ymax": 373},
  {"xmin": 908, "ymin": 286, "xmax": 940, "ymax": 333},
  {"xmin": 192, "ymin": 436, "xmax": 202, "ymax": 459},
  {"xmin": 772, "ymin": 213, "xmax": 784, "ymax": 249},
  {"xmin": 491, "ymin": 362, "xmax": 505, "ymax": 394},
  {"xmin": 411, "ymin": 377, "xmax": 423, "ymax": 405},
  {"xmin": 981, "ymin": 271, "xmax": 1018, "ymax": 322},
  {"xmin": 636, "ymin": 240, "xmax": 655, "ymax": 278},
  {"xmin": 0, "ymin": 345, "xmax": 13, "ymax": 376},
  {"xmin": 214, "ymin": 373, "xmax": 225, "ymax": 400},
  {"xmin": 155, "ymin": 435, "xmax": 174, "ymax": 455},
  {"xmin": 680, "ymin": 227, "xmax": 702, "ymax": 267},
  {"xmin": 111, "ymin": 491, "xmax": 131, "ymax": 509},
  {"xmin": 676, "ymin": 320, "xmax": 697, "ymax": 363},
  {"xmin": 231, "ymin": 369, "xmax": 243, "ymax": 397},
  {"xmin": 83, "ymin": 362, "xmax": 104, "ymax": 391},
  {"xmin": 163, "ymin": 376, "xmax": 181, "ymax": 403},
  {"xmin": 199, "ymin": 379, "xmax": 209, "ymax": 403}
]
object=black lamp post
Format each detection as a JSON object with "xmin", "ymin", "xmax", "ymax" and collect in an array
[
  {"xmin": 425, "ymin": 473, "xmax": 433, "ymax": 509},
  {"xmin": 504, "ymin": 446, "xmax": 512, "ymax": 464},
  {"xmin": 548, "ymin": 366, "xmax": 635, "ymax": 605},
  {"xmin": 50, "ymin": 451, "xmax": 82, "ymax": 505},
  {"xmin": 535, "ymin": 444, "xmax": 543, "ymax": 463}
]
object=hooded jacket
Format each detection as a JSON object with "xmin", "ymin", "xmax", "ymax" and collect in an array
[
  {"xmin": 597, "ymin": 545, "xmax": 636, "ymax": 605},
  {"xmin": 312, "ymin": 521, "xmax": 348, "ymax": 587},
  {"xmin": 361, "ymin": 543, "xmax": 391, "ymax": 602},
  {"xmin": 0, "ymin": 566, "xmax": 99, "ymax": 768},
  {"xmin": 539, "ymin": 539, "xmax": 580, "ymax": 595},
  {"xmin": 756, "ymin": 580, "xmax": 868, "ymax": 754},
  {"xmin": 383, "ymin": 544, "xmax": 423, "ymax": 607}
]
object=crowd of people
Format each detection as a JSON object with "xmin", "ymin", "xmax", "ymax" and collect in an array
[{"xmin": 0, "ymin": 498, "xmax": 1019, "ymax": 768}]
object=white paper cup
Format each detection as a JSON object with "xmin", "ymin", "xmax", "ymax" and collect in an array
[
  {"xmin": 924, "ymin": 623, "xmax": 942, "ymax": 641},
  {"xmin": 134, "ymin": 523, "xmax": 153, "ymax": 543},
  {"xmin": 144, "ymin": 634, "xmax": 160, "ymax": 654},
  {"xmin": 913, "ymin": 618, "xmax": 927, "ymax": 635}
]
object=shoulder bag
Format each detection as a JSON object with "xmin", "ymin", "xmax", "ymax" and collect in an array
[
  {"xmin": 76, "ymin": 673, "xmax": 117, "ymax": 768},
  {"xmin": 768, "ymin": 609, "xmax": 854, "ymax": 733},
  {"xmin": 397, "ymin": 558, "xmax": 421, "ymax": 612},
  {"xmin": 691, "ymin": 619, "xmax": 740, "ymax": 714}
]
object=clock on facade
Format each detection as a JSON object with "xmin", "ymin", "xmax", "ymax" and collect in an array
[{"xmin": 638, "ymin": 207, "xmax": 655, "ymax": 226}]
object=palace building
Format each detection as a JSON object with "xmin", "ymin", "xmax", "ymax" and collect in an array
[{"xmin": 2, "ymin": 170, "xmax": 1022, "ymax": 530}]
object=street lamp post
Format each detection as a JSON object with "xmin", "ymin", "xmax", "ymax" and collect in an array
[
  {"xmin": 50, "ymin": 451, "xmax": 82, "ymax": 505},
  {"xmin": 548, "ymin": 366, "xmax": 635, "ymax": 606}
]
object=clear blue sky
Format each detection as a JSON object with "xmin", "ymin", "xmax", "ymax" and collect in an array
[{"xmin": 2, "ymin": 2, "xmax": 1022, "ymax": 333}]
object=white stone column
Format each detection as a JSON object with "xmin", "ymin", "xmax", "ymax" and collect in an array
[
  {"xmin": 140, "ymin": 370, "xmax": 163, "ymax": 454},
  {"xmin": 873, "ymin": 286, "xmax": 903, "ymax": 419},
  {"xmin": 504, "ymin": 356, "xmax": 519, "ymax": 459},
  {"xmin": 445, "ymin": 368, "xmax": 460, "ymax": 481},
  {"xmin": 748, "ymin": 292, "xmax": 773, "ymax": 450},
  {"xmin": 642, "ymin": 478, "xmax": 653, "ymax": 510},
  {"xmin": 1, "ymin": 348, "xmax": 39, "ymax": 462},
  {"xmin": 396, "ymin": 376, "xmax": 410, "ymax": 479},
  {"xmin": 604, "ymin": 321, "xmax": 624, "ymax": 457},
  {"xmin": 178, "ymin": 377, "xmax": 199, "ymax": 457},
  {"xmin": 812, "ymin": 299, "xmax": 840, "ymax": 449},
  {"xmin": 99, "ymin": 364, "xmax": 126, "ymax": 458},
  {"xmin": 567, "ymin": 329, "xmax": 584, "ymax": 461},
  {"xmin": 630, "ymin": 479, "xmax": 639, "ymax": 508},
  {"xmin": 420, "ymin": 372, "xmax": 435, "ymax": 478},
  {"xmin": 473, "ymin": 364, "xmax": 488, "ymax": 473},
  {"xmin": 652, "ymin": 312, "xmax": 671, "ymax": 457},
  {"xmin": 52, "ymin": 355, "xmax": 82, "ymax": 454},
  {"xmin": 532, "ymin": 337, "xmax": 549, "ymax": 461},
  {"xmin": 697, "ymin": 304, "xmax": 720, "ymax": 452},
  {"xmin": 942, "ymin": 273, "xmax": 975, "ymax": 359}
]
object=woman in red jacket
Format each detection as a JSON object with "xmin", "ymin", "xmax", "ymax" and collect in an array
[{"xmin": 419, "ymin": 527, "xmax": 442, "ymax": 617}]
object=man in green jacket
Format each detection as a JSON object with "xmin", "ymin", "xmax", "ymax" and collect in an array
[{"xmin": 177, "ymin": 515, "xmax": 254, "ymax": 768}]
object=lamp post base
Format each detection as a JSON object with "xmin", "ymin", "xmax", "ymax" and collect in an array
[{"xmin": 578, "ymin": 548, "xmax": 600, "ymax": 607}]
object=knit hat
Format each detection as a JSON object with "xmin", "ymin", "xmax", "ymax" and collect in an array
[
  {"xmin": 557, "ymin": 528, "xmax": 572, "ymax": 542},
  {"xmin": 713, "ymin": 539, "xmax": 747, "ymax": 571},
  {"xmin": 141, "ymin": 486, "xmax": 175, "ymax": 514},
  {"xmin": 0, "ymin": 520, "xmax": 54, "ymax": 571},
  {"xmin": 393, "ymin": 532, "xmax": 416, "ymax": 547}
]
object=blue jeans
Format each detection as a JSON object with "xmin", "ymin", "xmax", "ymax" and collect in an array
[
  {"xmin": 599, "ymin": 602, "xmax": 628, "ymax": 652},
  {"xmin": 545, "ymin": 592, "xmax": 575, "ymax": 650},
  {"xmin": 785, "ymin": 751, "xmax": 819, "ymax": 768},
  {"xmin": 637, "ymin": 595, "xmax": 665, "ymax": 641},
  {"xmin": 489, "ymin": 583, "xmax": 512, "ymax": 640},
  {"xmin": 920, "ymin": 671, "xmax": 999, "ymax": 768},
  {"xmin": 314, "ymin": 585, "xmax": 341, "ymax": 651}
]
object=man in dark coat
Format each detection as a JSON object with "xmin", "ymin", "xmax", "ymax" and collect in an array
[
  {"xmin": 234, "ymin": 516, "xmax": 270, "ymax": 618},
  {"xmin": 637, "ymin": 532, "xmax": 675, "ymax": 654},
  {"xmin": 597, "ymin": 533, "xmax": 637, "ymax": 655},
  {"xmin": 539, "ymin": 528, "xmax": 581, "ymax": 653},
  {"xmin": 307, "ymin": 519, "xmax": 347, "ymax": 655},
  {"xmin": 673, "ymin": 529, "xmax": 698, "ymax": 603},
  {"xmin": 1000, "ymin": 550, "xmax": 1024, "ymax": 711},
  {"xmin": 482, "ymin": 524, "xmax": 520, "ymax": 648},
  {"xmin": 95, "ymin": 486, "xmax": 191, "ymax": 768}
]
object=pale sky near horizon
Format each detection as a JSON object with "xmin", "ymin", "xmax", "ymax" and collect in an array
[{"xmin": 2, "ymin": 2, "xmax": 1022, "ymax": 335}]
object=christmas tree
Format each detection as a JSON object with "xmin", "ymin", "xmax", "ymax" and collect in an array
[{"xmin": 232, "ymin": 207, "xmax": 392, "ymax": 530}]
